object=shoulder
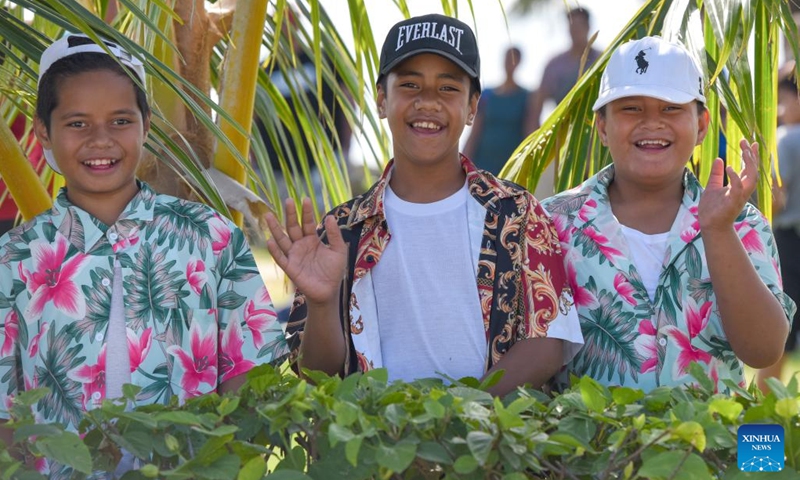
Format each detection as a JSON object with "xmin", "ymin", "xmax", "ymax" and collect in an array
[{"xmin": 539, "ymin": 185, "xmax": 590, "ymax": 216}]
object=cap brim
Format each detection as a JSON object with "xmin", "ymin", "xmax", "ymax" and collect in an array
[
  {"xmin": 43, "ymin": 149, "xmax": 61, "ymax": 175},
  {"xmin": 592, "ymin": 85, "xmax": 706, "ymax": 111},
  {"xmin": 379, "ymin": 49, "xmax": 479, "ymax": 84}
]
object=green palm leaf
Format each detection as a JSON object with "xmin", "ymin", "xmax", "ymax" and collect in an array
[
  {"xmin": 36, "ymin": 324, "xmax": 85, "ymax": 428},
  {"xmin": 124, "ymin": 241, "xmax": 184, "ymax": 330},
  {"xmin": 151, "ymin": 200, "xmax": 215, "ymax": 255},
  {"xmin": 574, "ymin": 290, "xmax": 641, "ymax": 385}
]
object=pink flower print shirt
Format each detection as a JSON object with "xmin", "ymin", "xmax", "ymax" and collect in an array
[
  {"xmin": 0, "ymin": 183, "xmax": 289, "ymax": 433},
  {"xmin": 541, "ymin": 165, "xmax": 795, "ymax": 392}
]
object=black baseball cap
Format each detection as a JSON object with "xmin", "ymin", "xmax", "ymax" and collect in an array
[{"xmin": 378, "ymin": 13, "xmax": 481, "ymax": 92}]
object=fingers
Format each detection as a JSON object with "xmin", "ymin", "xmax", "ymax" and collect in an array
[
  {"xmin": 265, "ymin": 236, "xmax": 289, "ymax": 271},
  {"xmin": 707, "ymin": 157, "xmax": 726, "ymax": 190},
  {"xmin": 264, "ymin": 211, "xmax": 293, "ymax": 255},
  {"xmin": 323, "ymin": 215, "xmax": 347, "ymax": 253},
  {"xmin": 301, "ymin": 198, "xmax": 317, "ymax": 237},
  {"xmin": 284, "ymin": 198, "xmax": 305, "ymax": 242},
  {"xmin": 739, "ymin": 140, "xmax": 759, "ymax": 195}
]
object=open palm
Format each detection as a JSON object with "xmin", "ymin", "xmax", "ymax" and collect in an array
[
  {"xmin": 265, "ymin": 199, "xmax": 347, "ymax": 306},
  {"xmin": 698, "ymin": 139, "xmax": 759, "ymax": 231}
]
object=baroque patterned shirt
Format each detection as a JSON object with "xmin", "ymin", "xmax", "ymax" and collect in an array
[
  {"xmin": 0, "ymin": 183, "xmax": 288, "ymax": 429},
  {"xmin": 286, "ymin": 156, "xmax": 576, "ymax": 375},
  {"xmin": 541, "ymin": 165, "xmax": 796, "ymax": 392}
]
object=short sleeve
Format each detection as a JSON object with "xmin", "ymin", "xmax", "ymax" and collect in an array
[
  {"xmin": 740, "ymin": 208, "xmax": 797, "ymax": 322},
  {"xmin": 214, "ymin": 221, "xmax": 288, "ymax": 385},
  {"xmin": 0, "ymin": 240, "xmax": 20, "ymax": 420}
]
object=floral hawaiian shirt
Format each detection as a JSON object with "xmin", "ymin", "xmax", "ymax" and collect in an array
[
  {"xmin": 286, "ymin": 156, "xmax": 576, "ymax": 375},
  {"xmin": 541, "ymin": 165, "xmax": 796, "ymax": 392},
  {"xmin": 0, "ymin": 182, "xmax": 288, "ymax": 432}
]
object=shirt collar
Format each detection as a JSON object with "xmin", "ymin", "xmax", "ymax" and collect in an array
[
  {"xmin": 587, "ymin": 164, "xmax": 703, "ymax": 209},
  {"xmin": 346, "ymin": 155, "xmax": 521, "ymax": 226},
  {"xmin": 51, "ymin": 180, "xmax": 157, "ymax": 253}
]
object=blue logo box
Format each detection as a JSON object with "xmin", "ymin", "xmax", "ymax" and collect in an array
[{"xmin": 738, "ymin": 424, "xmax": 785, "ymax": 472}]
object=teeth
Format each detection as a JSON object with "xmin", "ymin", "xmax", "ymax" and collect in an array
[
  {"xmin": 83, "ymin": 159, "xmax": 118, "ymax": 166},
  {"xmin": 412, "ymin": 121, "xmax": 441, "ymax": 131},
  {"xmin": 636, "ymin": 139, "xmax": 669, "ymax": 147}
]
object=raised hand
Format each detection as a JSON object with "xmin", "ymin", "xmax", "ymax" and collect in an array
[
  {"xmin": 264, "ymin": 198, "xmax": 347, "ymax": 306},
  {"xmin": 698, "ymin": 139, "xmax": 759, "ymax": 232}
]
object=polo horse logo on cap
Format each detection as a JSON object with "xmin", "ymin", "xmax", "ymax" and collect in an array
[{"xmin": 635, "ymin": 48, "xmax": 651, "ymax": 74}]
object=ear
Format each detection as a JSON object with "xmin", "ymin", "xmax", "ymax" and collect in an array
[
  {"xmin": 467, "ymin": 92, "xmax": 479, "ymax": 126},
  {"xmin": 142, "ymin": 112, "xmax": 152, "ymax": 139},
  {"xmin": 595, "ymin": 114, "xmax": 608, "ymax": 146},
  {"xmin": 33, "ymin": 116, "xmax": 52, "ymax": 150},
  {"xmin": 376, "ymin": 83, "xmax": 387, "ymax": 119},
  {"xmin": 695, "ymin": 107, "xmax": 710, "ymax": 146}
]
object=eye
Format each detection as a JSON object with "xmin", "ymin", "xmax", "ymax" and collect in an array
[
  {"xmin": 664, "ymin": 105, "xmax": 682, "ymax": 111},
  {"xmin": 67, "ymin": 121, "xmax": 86, "ymax": 128},
  {"xmin": 113, "ymin": 118, "xmax": 133, "ymax": 125},
  {"xmin": 441, "ymin": 85, "xmax": 460, "ymax": 92}
]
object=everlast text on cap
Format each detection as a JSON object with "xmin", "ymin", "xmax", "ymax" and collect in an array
[{"xmin": 378, "ymin": 13, "xmax": 480, "ymax": 92}]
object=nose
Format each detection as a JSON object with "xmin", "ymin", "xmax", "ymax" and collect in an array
[
  {"xmin": 414, "ymin": 90, "xmax": 441, "ymax": 112},
  {"xmin": 641, "ymin": 109, "xmax": 665, "ymax": 129},
  {"xmin": 87, "ymin": 125, "xmax": 115, "ymax": 148}
]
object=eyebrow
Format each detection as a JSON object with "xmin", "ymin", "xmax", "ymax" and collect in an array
[
  {"xmin": 394, "ymin": 69, "xmax": 467, "ymax": 83},
  {"xmin": 57, "ymin": 108, "xmax": 139, "ymax": 120}
]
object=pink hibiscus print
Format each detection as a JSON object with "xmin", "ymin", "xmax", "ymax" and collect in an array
[
  {"xmin": 735, "ymin": 222, "xmax": 765, "ymax": 255},
  {"xmin": 667, "ymin": 327, "xmax": 712, "ymax": 377},
  {"xmin": 578, "ymin": 198, "xmax": 598, "ymax": 222},
  {"xmin": 244, "ymin": 286, "xmax": 278, "ymax": 349},
  {"xmin": 614, "ymin": 273, "xmax": 637, "ymax": 306},
  {"xmin": 127, "ymin": 327, "xmax": 153, "ymax": 373},
  {"xmin": 566, "ymin": 262, "xmax": 598, "ymax": 308},
  {"xmin": 219, "ymin": 315, "xmax": 255, "ymax": 382},
  {"xmin": 634, "ymin": 319, "xmax": 658, "ymax": 374},
  {"xmin": 583, "ymin": 227, "xmax": 623, "ymax": 259},
  {"xmin": 686, "ymin": 298, "xmax": 712, "ymax": 338},
  {"xmin": 549, "ymin": 214, "xmax": 573, "ymax": 245},
  {"xmin": 186, "ymin": 258, "xmax": 208, "ymax": 296},
  {"xmin": 208, "ymin": 214, "xmax": 232, "ymax": 256},
  {"xmin": 167, "ymin": 323, "xmax": 218, "ymax": 399},
  {"xmin": 1, "ymin": 310, "xmax": 19, "ymax": 356},
  {"xmin": 680, "ymin": 225, "xmax": 699, "ymax": 243},
  {"xmin": 21, "ymin": 235, "xmax": 88, "ymax": 322},
  {"xmin": 112, "ymin": 227, "xmax": 140, "ymax": 253},
  {"xmin": 28, "ymin": 322, "xmax": 49, "ymax": 357},
  {"xmin": 68, "ymin": 344, "xmax": 106, "ymax": 409}
]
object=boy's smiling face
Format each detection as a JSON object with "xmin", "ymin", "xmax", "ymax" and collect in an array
[
  {"xmin": 377, "ymin": 53, "xmax": 478, "ymax": 170},
  {"xmin": 597, "ymin": 96, "xmax": 709, "ymax": 189},
  {"xmin": 35, "ymin": 69, "xmax": 149, "ymax": 212}
]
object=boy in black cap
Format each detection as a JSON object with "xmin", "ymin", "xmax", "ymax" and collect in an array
[{"xmin": 266, "ymin": 14, "xmax": 582, "ymax": 396}]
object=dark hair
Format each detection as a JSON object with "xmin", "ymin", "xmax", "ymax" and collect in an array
[
  {"xmin": 595, "ymin": 100, "xmax": 706, "ymax": 117},
  {"xmin": 36, "ymin": 52, "xmax": 150, "ymax": 131},
  {"xmin": 376, "ymin": 71, "xmax": 480, "ymax": 99},
  {"xmin": 567, "ymin": 7, "xmax": 590, "ymax": 23},
  {"xmin": 779, "ymin": 75, "xmax": 798, "ymax": 95}
]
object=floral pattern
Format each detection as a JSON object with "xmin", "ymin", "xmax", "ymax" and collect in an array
[
  {"xmin": 542, "ymin": 165, "xmax": 796, "ymax": 391},
  {"xmin": 0, "ymin": 183, "xmax": 288, "ymax": 433},
  {"xmin": 286, "ymin": 156, "xmax": 574, "ymax": 375}
]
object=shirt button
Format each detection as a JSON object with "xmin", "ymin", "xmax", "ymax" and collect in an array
[
  {"xmin": 92, "ymin": 392, "xmax": 102, "ymax": 400},
  {"xmin": 658, "ymin": 338, "xmax": 667, "ymax": 346},
  {"xmin": 108, "ymin": 232, "xmax": 118, "ymax": 242},
  {"xmin": 95, "ymin": 333, "xmax": 104, "ymax": 342},
  {"xmin": 102, "ymin": 278, "xmax": 111, "ymax": 287}
]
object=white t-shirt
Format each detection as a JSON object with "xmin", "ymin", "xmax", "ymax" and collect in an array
[
  {"xmin": 619, "ymin": 225, "xmax": 670, "ymax": 302},
  {"xmin": 373, "ymin": 183, "xmax": 487, "ymax": 383},
  {"xmin": 372, "ymin": 181, "xmax": 584, "ymax": 383},
  {"xmin": 105, "ymin": 260, "xmax": 131, "ymax": 399}
]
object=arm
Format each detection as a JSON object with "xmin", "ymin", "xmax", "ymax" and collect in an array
[
  {"xmin": 265, "ymin": 198, "xmax": 348, "ymax": 377},
  {"xmin": 700, "ymin": 140, "xmax": 789, "ymax": 368},
  {"xmin": 219, "ymin": 372, "xmax": 247, "ymax": 394},
  {"xmin": 523, "ymin": 89, "xmax": 544, "ymax": 134},
  {"xmin": 483, "ymin": 337, "xmax": 563, "ymax": 397}
]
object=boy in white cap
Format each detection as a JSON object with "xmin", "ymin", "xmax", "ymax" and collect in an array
[
  {"xmin": 0, "ymin": 34, "xmax": 287, "ymax": 475},
  {"xmin": 265, "ymin": 13, "xmax": 583, "ymax": 396},
  {"xmin": 542, "ymin": 36, "xmax": 795, "ymax": 392}
]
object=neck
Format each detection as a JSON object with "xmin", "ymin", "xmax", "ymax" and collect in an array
[
  {"xmin": 496, "ymin": 78, "xmax": 519, "ymax": 94},
  {"xmin": 389, "ymin": 156, "xmax": 466, "ymax": 203},
  {"xmin": 65, "ymin": 182, "xmax": 140, "ymax": 227},
  {"xmin": 608, "ymin": 175, "xmax": 684, "ymax": 234},
  {"xmin": 570, "ymin": 42, "xmax": 589, "ymax": 57}
]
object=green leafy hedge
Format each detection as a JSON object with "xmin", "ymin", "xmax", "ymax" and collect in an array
[{"xmin": 1, "ymin": 364, "xmax": 799, "ymax": 479}]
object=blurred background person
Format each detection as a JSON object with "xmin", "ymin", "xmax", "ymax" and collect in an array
[
  {"xmin": 524, "ymin": 7, "xmax": 601, "ymax": 133},
  {"xmin": 463, "ymin": 46, "xmax": 532, "ymax": 176},
  {"xmin": 758, "ymin": 66, "xmax": 800, "ymax": 392}
]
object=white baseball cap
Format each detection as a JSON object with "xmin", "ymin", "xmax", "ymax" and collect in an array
[
  {"xmin": 592, "ymin": 36, "xmax": 706, "ymax": 112},
  {"xmin": 39, "ymin": 33, "xmax": 146, "ymax": 174}
]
